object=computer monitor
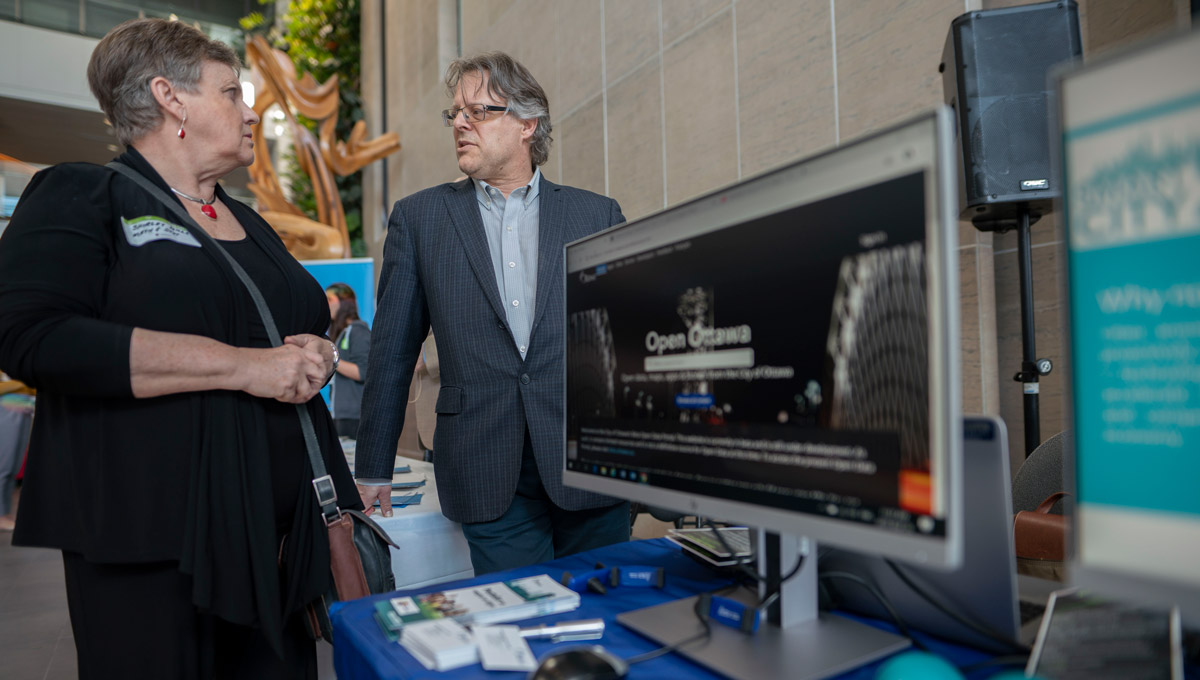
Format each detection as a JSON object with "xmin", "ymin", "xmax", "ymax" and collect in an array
[
  {"xmin": 1056, "ymin": 29, "xmax": 1200, "ymax": 629},
  {"xmin": 563, "ymin": 108, "xmax": 962, "ymax": 679}
]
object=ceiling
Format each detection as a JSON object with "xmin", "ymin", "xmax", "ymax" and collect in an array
[
  {"xmin": 0, "ymin": 95, "xmax": 250, "ymax": 191},
  {"xmin": 0, "ymin": 96, "xmax": 114, "ymax": 166}
]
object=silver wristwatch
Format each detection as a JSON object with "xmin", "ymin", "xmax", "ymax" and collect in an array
[{"xmin": 329, "ymin": 340, "xmax": 340, "ymax": 374}]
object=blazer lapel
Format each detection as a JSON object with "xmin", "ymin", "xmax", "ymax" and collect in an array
[
  {"xmin": 532, "ymin": 178, "xmax": 564, "ymax": 333},
  {"xmin": 445, "ymin": 180, "xmax": 507, "ymax": 323}
]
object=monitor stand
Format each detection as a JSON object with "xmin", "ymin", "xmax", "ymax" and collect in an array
[{"xmin": 618, "ymin": 534, "xmax": 909, "ymax": 680}]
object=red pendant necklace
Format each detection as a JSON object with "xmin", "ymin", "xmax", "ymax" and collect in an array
[{"xmin": 170, "ymin": 186, "xmax": 218, "ymax": 220}]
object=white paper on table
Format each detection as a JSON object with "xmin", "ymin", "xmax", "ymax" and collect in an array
[{"xmin": 473, "ymin": 625, "xmax": 537, "ymax": 671}]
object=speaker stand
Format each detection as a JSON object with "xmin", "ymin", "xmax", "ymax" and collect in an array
[{"xmin": 1013, "ymin": 203, "xmax": 1046, "ymax": 457}]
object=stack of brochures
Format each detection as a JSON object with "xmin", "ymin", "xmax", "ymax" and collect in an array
[
  {"xmin": 391, "ymin": 472, "xmax": 427, "ymax": 489},
  {"xmin": 385, "ymin": 492, "xmax": 422, "ymax": 507},
  {"xmin": 398, "ymin": 619, "xmax": 478, "ymax": 671},
  {"xmin": 666, "ymin": 527, "xmax": 753, "ymax": 567},
  {"xmin": 375, "ymin": 574, "xmax": 580, "ymax": 640}
]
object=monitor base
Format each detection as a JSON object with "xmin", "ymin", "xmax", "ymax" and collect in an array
[{"xmin": 618, "ymin": 588, "xmax": 909, "ymax": 680}]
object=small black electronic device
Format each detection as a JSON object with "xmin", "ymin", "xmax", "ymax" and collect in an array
[
  {"xmin": 528, "ymin": 645, "xmax": 628, "ymax": 680},
  {"xmin": 594, "ymin": 563, "xmax": 667, "ymax": 588},
  {"xmin": 561, "ymin": 569, "xmax": 609, "ymax": 594},
  {"xmin": 695, "ymin": 592, "xmax": 762, "ymax": 634}
]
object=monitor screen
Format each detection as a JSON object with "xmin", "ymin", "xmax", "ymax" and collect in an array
[
  {"xmin": 1058, "ymin": 29, "xmax": 1200, "ymax": 626},
  {"xmin": 563, "ymin": 109, "xmax": 962, "ymax": 569}
]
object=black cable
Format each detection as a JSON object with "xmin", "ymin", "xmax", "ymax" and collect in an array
[
  {"xmin": 779, "ymin": 548, "xmax": 807, "ymax": 582},
  {"xmin": 883, "ymin": 560, "xmax": 1031, "ymax": 654},
  {"xmin": 623, "ymin": 585, "xmax": 740, "ymax": 666},
  {"xmin": 703, "ymin": 521, "xmax": 762, "ymax": 585},
  {"xmin": 758, "ymin": 553, "xmax": 805, "ymax": 612},
  {"xmin": 820, "ymin": 571, "xmax": 929, "ymax": 652},
  {"xmin": 702, "ymin": 521, "xmax": 807, "ymax": 611},
  {"xmin": 624, "ymin": 599, "xmax": 713, "ymax": 665}
]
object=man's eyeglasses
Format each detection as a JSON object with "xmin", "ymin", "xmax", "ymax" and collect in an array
[{"xmin": 441, "ymin": 104, "xmax": 509, "ymax": 127}]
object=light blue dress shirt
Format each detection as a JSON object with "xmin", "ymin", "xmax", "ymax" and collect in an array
[{"xmin": 474, "ymin": 169, "xmax": 541, "ymax": 361}]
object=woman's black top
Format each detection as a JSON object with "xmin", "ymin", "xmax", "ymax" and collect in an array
[
  {"xmin": 221, "ymin": 237, "xmax": 311, "ymax": 532},
  {"xmin": 0, "ymin": 147, "xmax": 360, "ymax": 650}
]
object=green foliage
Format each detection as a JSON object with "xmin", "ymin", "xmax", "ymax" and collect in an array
[
  {"xmin": 238, "ymin": 12, "xmax": 266, "ymax": 31},
  {"xmin": 243, "ymin": 0, "xmax": 364, "ymax": 254}
]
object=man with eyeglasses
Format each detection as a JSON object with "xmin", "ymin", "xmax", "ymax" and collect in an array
[{"xmin": 355, "ymin": 52, "xmax": 630, "ymax": 574}]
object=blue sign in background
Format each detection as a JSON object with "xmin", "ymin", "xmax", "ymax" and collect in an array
[
  {"xmin": 300, "ymin": 257, "xmax": 375, "ymax": 404},
  {"xmin": 299, "ymin": 257, "xmax": 376, "ymax": 326}
]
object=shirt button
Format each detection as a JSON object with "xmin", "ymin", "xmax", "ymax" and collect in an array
[
  {"xmin": 520, "ymin": 374, "xmax": 531, "ymax": 385},
  {"xmin": 508, "ymin": 261, "xmax": 516, "ymax": 268},
  {"xmin": 519, "ymin": 345, "xmax": 527, "ymax": 353},
  {"xmin": 512, "ymin": 300, "xmax": 520, "ymax": 307},
  {"xmin": 506, "ymin": 226, "xmax": 513, "ymax": 232}
]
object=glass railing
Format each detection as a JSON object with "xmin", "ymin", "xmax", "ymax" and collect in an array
[{"xmin": 0, "ymin": 0, "xmax": 243, "ymax": 41}]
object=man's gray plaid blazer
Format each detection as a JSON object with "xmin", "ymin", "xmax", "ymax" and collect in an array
[{"xmin": 356, "ymin": 177, "xmax": 626, "ymax": 523}]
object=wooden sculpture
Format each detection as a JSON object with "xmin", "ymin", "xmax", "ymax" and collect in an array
[{"xmin": 244, "ymin": 35, "xmax": 400, "ymax": 259}]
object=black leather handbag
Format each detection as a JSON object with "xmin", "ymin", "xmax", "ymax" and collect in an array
[
  {"xmin": 108, "ymin": 161, "xmax": 399, "ymax": 642},
  {"xmin": 302, "ymin": 507, "xmax": 398, "ymax": 640}
]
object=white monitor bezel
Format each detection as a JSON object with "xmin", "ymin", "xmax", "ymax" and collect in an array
[
  {"xmin": 1054, "ymin": 28, "xmax": 1200, "ymax": 627},
  {"xmin": 562, "ymin": 108, "xmax": 963, "ymax": 569}
]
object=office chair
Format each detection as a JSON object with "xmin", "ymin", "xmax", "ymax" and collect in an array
[{"xmin": 1012, "ymin": 429, "xmax": 1071, "ymax": 515}]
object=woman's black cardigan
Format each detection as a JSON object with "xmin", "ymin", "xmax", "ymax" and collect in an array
[{"xmin": 0, "ymin": 147, "xmax": 361, "ymax": 652}]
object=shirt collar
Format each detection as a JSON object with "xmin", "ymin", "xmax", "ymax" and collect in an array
[{"xmin": 474, "ymin": 168, "xmax": 542, "ymax": 211}]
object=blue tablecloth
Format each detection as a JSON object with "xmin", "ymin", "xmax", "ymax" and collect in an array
[{"xmin": 331, "ymin": 538, "xmax": 1006, "ymax": 679}]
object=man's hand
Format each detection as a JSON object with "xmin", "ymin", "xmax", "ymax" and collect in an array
[{"xmin": 357, "ymin": 483, "xmax": 394, "ymax": 517}]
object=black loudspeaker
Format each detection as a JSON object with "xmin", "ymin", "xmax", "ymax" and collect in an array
[{"xmin": 941, "ymin": 1, "xmax": 1081, "ymax": 230}]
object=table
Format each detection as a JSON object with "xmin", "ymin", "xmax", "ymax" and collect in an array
[
  {"xmin": 342, "ymin": 446, "xmax": 474, "ymax": 591},
  {"xmin": 330, "ymin": 538, "xmax": 1000, "ymax": 680}
]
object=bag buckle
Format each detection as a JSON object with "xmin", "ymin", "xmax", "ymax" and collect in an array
[{"xmin": 312, "ymin": 475, "xmax": 341, "ymax": 525}]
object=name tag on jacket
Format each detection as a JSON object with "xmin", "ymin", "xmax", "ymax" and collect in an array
[{"xmin": 121, "ymin": 215, "xmax": 201, "ymax": 248}]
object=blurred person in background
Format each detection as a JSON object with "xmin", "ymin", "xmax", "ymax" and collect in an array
[{"xmin": 326, "ymin": 283, "xmax": 371, "ymax": 439}]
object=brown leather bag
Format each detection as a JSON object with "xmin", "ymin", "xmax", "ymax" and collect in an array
[
  {"xmin": 1014, "ymin": 491, "xmax": 1069, "ymax": 561},
  {"xmin": 327, "ymin": 514, "xmax": 371, "ymax": 600},
  {"xmin": 301, "ymin": 508, "xmax": 399, "ymax": 641}
]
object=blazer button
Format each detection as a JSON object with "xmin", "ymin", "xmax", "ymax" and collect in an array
[
  {"xmin": 497, "ymin": 322, "xmax": 506, "ymax": 330},
  {"xmin": 520, "ymin": 374, "xmax": 531, "ymax": 385}
]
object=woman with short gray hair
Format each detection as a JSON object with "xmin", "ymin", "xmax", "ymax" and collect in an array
[{"xmin": 0, "ymin": 18, "xmax": 358, "ymax": 678}]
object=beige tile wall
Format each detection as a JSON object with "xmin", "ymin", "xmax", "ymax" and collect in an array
[
  {"xmin": 662, "ymin": 9, "xmax": 739, "ymax": 204},
  {"xmin": 606, "ymin": 58, "xmax": 665, "ymax": 220},
  {"xmin": 558, "ymin": 93, "xmax": 607, "ymax": 196},
  {"xmin": 835, "ymin": 0, "xmax": 968, "ymax": 142},
  {"xmin": 735, "ymin": 0, "xmax": 837, "ymax": 177},
  {"xmin": 362, "ymin": 0, "xmax": 1188, "ymax": 469}
]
